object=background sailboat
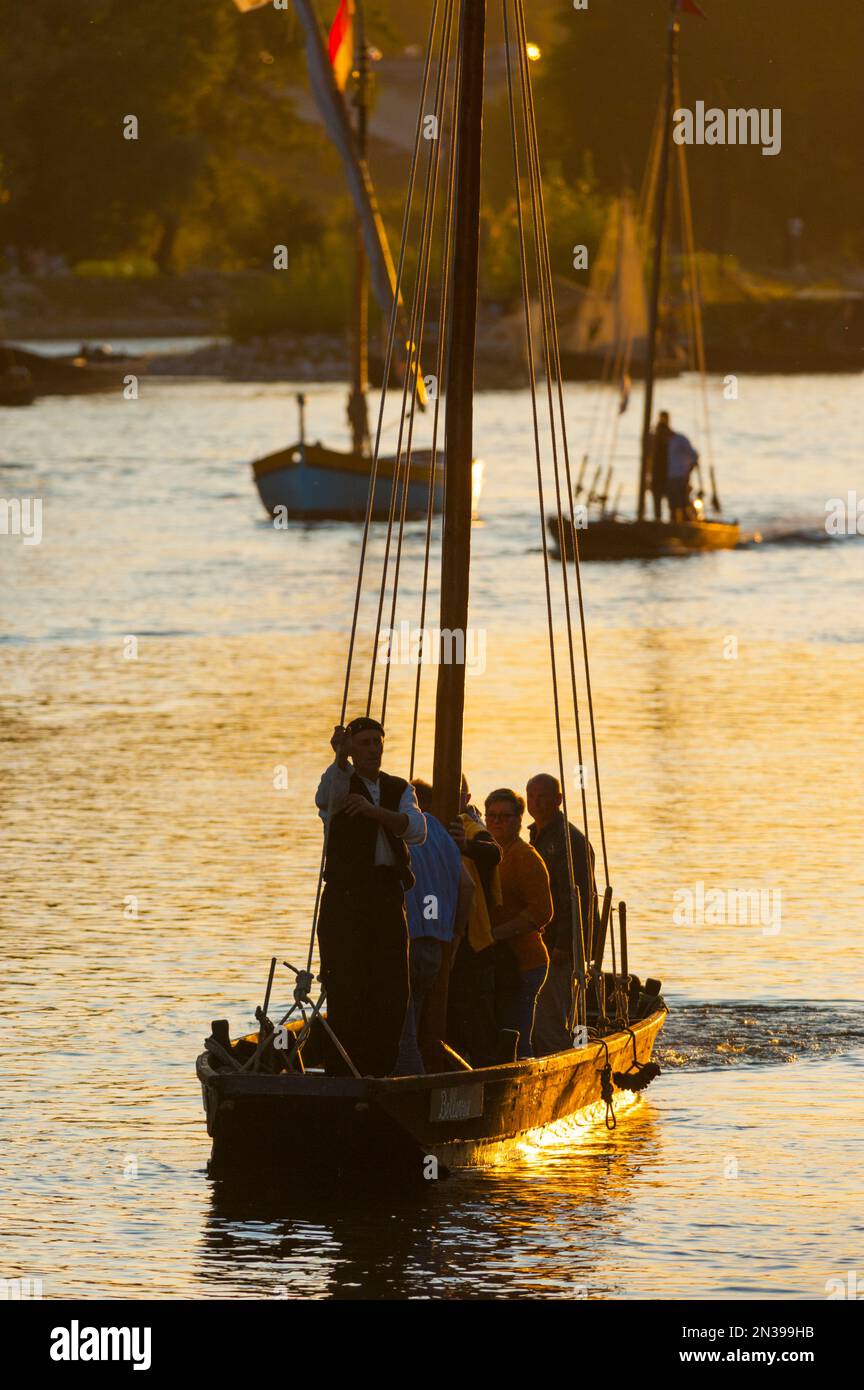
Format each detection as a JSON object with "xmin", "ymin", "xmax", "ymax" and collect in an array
[{"xmin": 552, "ymin": 1, "xmax": 746, "ymax": 561}]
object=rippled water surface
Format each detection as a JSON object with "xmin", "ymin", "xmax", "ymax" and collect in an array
[{"xmin": 1, "ymin": 369, "xmax": 862, "ymax": 1299}]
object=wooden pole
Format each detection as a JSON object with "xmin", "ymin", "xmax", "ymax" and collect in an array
[
  {"xmin": 637, "ymin": 8, "xmax": 678, "ymax": 520},
  {"xmin": 619, "ymin": 899, "xmax": 629, "ymax": 980},
  {"xmin": 431, "ymin": 0, "xmax": 485, "ymax": 829}
]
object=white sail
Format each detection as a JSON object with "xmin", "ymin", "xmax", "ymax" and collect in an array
[{"xmin": 562, "ymin": 195, "xmax": 648, "ymax": 357}]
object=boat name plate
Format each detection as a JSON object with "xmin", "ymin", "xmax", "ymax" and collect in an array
[{"xmin": 429, "ymin": 1083, "xmax": 484, "ymax": 1122}]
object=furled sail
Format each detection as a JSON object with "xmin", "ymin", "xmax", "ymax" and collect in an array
[
  {"xmin": 232, "ymin": 0, "xmax": 424, "ymax": 403},
  {"xmin": 291, "ymin": 0, "xmax": 418, "ymax": 386}
]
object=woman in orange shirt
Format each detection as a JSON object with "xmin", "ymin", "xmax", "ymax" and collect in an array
[{"xmin": 484, "ymin": 788, "xmax": 553, "ymax": 1058}]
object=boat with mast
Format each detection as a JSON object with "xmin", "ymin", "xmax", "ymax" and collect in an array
[
  {"xmin": 552, "ymin": 1, "xmax": 744, "ymax": 562},
  {"xmin": 199, "ymin": 0, "xmax": 665, "ymax": 1182},
  {"xmin": 245, "ymin": 0, "xmax": 481, "ymax": 521}
]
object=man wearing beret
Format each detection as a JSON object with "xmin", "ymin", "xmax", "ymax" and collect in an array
[{"xmin": 315, "ymin": 717, "xmax": 426, "ymax": 1076}]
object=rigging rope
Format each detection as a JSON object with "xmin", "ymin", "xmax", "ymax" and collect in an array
[
  {"xmin": 410, "ymin": 23, "xmax": 462, "ymax": 780},
  {"xmin": 338, "ymin": 0, "xmax": 443, "ymax": 727},
  {"xmin": 511, "ymin": 0, "xmax": 611, "ymax": 892},
  {"xmin": 304, "ymin": 0, "xmax": 619, "ymax": 1019},
  {"xmin": 374, "ymin": 0, "xmax": 457, "ymax": 724},
  {"xmin": 304, "ymin": 0, "xmax": 446, "ymax": 974},
  {"xmin": 503, "ymin": 2, "xmax": 591, "ymax": 993}
]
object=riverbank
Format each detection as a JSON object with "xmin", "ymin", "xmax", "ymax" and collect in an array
[{"xmin": 4, "ymin": 270, "xmax": 863, "ymax": 379}]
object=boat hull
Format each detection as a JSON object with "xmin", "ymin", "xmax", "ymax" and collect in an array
[
  {"xmin": 6, "ymin": 345, "xmax": 143, "ymax": 396},
  {"xmin": 0, "ymin": 369, "xmax": 36, "ymax": 407},
  {"xmin": 253, "ymin": 441, "xmax": 444, "ymax": 521},
  {"xmin": 197, "ymin": 1008, "xmax": 665, "ymax": 1181},
  {"xmin": 551, "ymin": 514, "xmax": 743, "ymax": 561}
]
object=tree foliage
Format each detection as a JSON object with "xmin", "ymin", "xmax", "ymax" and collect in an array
[
  {"xmin": 0, "ymin": 1, "xmax": 859, "ymax": 277},
  {"xmin": 0, "ymin": 0, "xmax": 320, "ymax": 269}
]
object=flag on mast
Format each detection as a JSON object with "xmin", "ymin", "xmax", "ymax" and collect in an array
[
  {"xmin": 328, "ymin": 0, "xmax": 355, "ymax": 92},
  {"xmin": 677, "ymin": 0, "xmax": 707, "ymax": 16}
]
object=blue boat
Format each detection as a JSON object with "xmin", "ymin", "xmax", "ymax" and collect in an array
[
  {"xmin": 253, "ymin": 434, "xmax": 487, "ymax": 522},
  {"xmin": 253, "ymin": 439, "xmax": 446, "ymax": 521}
]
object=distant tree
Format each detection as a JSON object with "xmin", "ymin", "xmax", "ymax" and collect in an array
[{"xmin": 0, "ymin": 0, "xmax": 321, "ymax": 270}]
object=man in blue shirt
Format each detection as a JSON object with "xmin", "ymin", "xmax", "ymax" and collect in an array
[
  {"xmin": 666, "ymin": 425, "xmax": 701, "ymax": 521},
  {"xmin": 395, "ymin": 779, "xmax": 473, "ymax": 1074}
]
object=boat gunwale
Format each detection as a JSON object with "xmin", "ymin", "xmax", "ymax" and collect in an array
[
  {"xmin": 252, "ymin": 441, "xmax": 440, "ymax": 483},
  {"xmin": 557, "ymin": 516, "xmax": 741, "ymax": 538},
  {"xmin": 196, "ymin": 1006, "xmax": 666, "ymax": 1099}
]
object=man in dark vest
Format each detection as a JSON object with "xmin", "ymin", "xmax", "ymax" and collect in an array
[{"xmin": 315, "ymin": 717, "xmax": 426, "ymax": 1077}]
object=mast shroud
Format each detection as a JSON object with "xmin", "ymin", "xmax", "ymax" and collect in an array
[
  {"xmin": 637, "ymin": 12, "xmax": 679, "ymax": 520},
  {"xmin": 431, "ymin": 0, "xmax": 485, "ymax": 827}
]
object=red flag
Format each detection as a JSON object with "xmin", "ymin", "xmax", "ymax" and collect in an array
[
  {"xmin": 677, "ymin": 0, "xmax": 707, "ymax": 15},
  {"xmin": 328, "ymin": 0, "xmax": 355, "ymax": 92}
]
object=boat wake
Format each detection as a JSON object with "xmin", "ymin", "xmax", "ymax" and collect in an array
[
  {"xmin": 751, "ymin": 523, "xmax": 861, "ymax": 548},
  {"xmin": 657, "ymin": 1001, "xmax": 864, "ymax": 1070}
]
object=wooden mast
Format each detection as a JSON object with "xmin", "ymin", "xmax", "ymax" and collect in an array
[
  {"xmin": 431, "ymin": 0, "xmax": 485, "ymax": 828},
  {"xmin": 349, "ymin": 2, "xmax": 370, "ymax": 455},
  {"xmin": 637, "ymin": 7, "xmax": 679, "ymax": 521}
]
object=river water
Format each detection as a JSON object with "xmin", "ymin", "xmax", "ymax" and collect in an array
[{"xmin": 1, "ymin": 365, "xmax": 862, "ymax": 1300}]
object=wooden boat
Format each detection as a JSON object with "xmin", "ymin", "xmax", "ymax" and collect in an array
[
  {"xmin": 3, "ymin": 342, "xmax": 144, "ymax": 397},
  {"xmin": 254, "ymin": 439, "xmax": 444, "ymax": 522},
  {"xmin": 253, "ymin": 403, "xmax": 484, "ymax": 521},
  {"xmin": 550, "ymin": 8, "xmax": 743, "ymax": 562},
  {"xmin": 556, "ymin": 512, "xmax": 742, "ymax": 562},
  {"xmin": 198, "ymin": 1005, "xmax": 665, "ymax": 1180},
  {"xmin": 202, "ymin": 0, "xmax": 666, "ymax": 1185}
]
